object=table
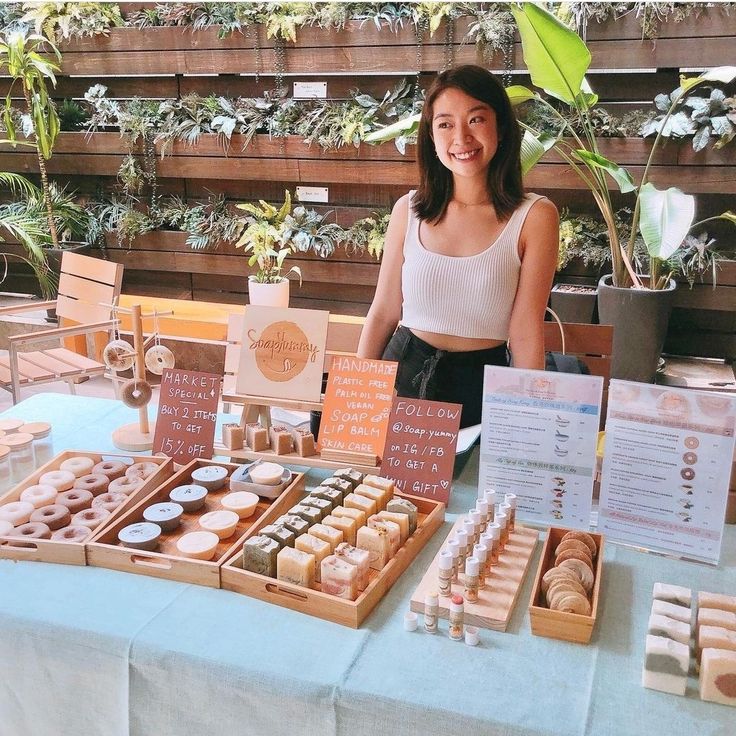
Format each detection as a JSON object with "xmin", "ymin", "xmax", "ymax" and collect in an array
[{"xmin": 1, "ymin": 394, "xmax": 734, "ymax": 736}]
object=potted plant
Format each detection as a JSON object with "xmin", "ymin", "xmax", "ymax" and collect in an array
[
  {"xmin": 509, "ymin": 3, "xmax": 736, "ymax": 381},
  {"xmin": 234, "ymin": 190, "xmax": 302, "ymax": 308}
]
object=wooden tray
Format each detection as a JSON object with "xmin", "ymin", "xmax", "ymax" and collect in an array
[
  {"xmin": 410, "ymin": 517, "xmax": 538, "ymax": 631},
  {"xmin": 87, "ymin": 459, "xmax": 304, "ymax": 588},
  {"xmin": 528, "ymin": 527, "xmax": 604, "ymax": 644},
  {"xmin": 221, "ymin": 493, "xmax": 445, "ymax": 628},
  {"xmin": 0, "ymin": 451, "xmax": 173, "ymax": 566}
]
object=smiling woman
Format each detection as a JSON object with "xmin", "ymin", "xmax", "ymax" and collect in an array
[{"xmin": 357, "ymin": 65, "xmax": 559, "ymax": 428}]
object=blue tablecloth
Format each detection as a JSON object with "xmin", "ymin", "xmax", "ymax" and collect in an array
[{"xmin": 0, "ymin": 394, "xmax": 734, "ymax": 736}]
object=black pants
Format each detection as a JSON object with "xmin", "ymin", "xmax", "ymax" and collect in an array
[{"xmin": 382, "ymin": 326, "xmax": 510, "ymax": 428}]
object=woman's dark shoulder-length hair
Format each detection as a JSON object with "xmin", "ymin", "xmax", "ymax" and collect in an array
[{"xmin": 413, "ymin": 64, "xmax": 524, "ymax": 224}]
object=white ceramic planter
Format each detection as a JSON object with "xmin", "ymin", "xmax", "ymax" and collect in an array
[{"xmin": 247, "ymin": 276, "xmax": 290, "ymax": 308}]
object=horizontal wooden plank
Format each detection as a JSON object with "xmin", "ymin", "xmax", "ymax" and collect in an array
[
  {"xmin": 586, "ymin": 9, "xmax": 736, "ymax": 41},
  {"xmin": 664, "ymin": 331, "xmax": 735, "ymax": 360},
  {"xmin": 672, "ymin": 283, "xmax": 736, "ymax": 311}
]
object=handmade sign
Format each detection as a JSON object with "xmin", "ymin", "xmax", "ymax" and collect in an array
[
  {"xmin": 479, "ymin": 365, "xmax": 603, "ymax": 530},
  {"xmin": 380, "ymin": 398, "xmax": 462, "ymax": 503},
  {"xmin": 153, "ymin": 369, "xmax": 221, "ymax": 464},
  {"xmin": 318, "ymin": 356, "xmax": 398, "ymax": 460},
  {"xmin": 599, "ymin": 380, "xmax": 736, "ymax": 565},
  {"xmin": 236, "ymin": 306, "xmax": 329, "ymax": 402}
]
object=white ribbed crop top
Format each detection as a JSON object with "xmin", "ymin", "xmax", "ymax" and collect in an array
[{"xmin": 401, "ymin": 192, "xmax": 545, "ymax": 340}]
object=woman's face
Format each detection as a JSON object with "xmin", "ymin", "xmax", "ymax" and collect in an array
[{"xmin": 431, "ymin": 87, "xmax": 499, "ymax": 180}]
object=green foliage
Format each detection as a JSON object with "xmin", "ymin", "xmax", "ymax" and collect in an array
[
  {"xmin": 57, "ymin": 98, "xmax": 87, "ymax": 131},
  {"xmin": 345, "ymin": 212, "xmax": 390, "ymax": 260},
  {"xmin": 20, "ymin": 2, "xmax": 124, "ymax": 41}
]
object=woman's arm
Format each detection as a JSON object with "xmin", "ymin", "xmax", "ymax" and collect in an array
[
  {"xmin": 507, "ymin": 198, "xmax": 560, "ymax": 369},
  {"xmin": 357, "ymin": 195, "xmax": 410, "ymax": 359}
]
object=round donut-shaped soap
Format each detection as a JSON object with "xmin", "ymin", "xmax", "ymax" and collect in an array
[
  {"xmin": 117, "ymin": 522, "xmax": 161, "ymax": 551},
  {"xmin": 103, "ymin": 339, "xmax": 135, "ymax": 371},
  {"xmin": 60, "ymin": 456, "xmax": 95, "ymax": 478},
  {"xmin": 554, "ymin": 538, "xmax": 592, "ymax": 561},
  {"xmin": 11, "ymin": 521, "xmax": 51, "ymax": 540},
  {"xmin": 0, "ymin": 500, "xmax": 35, "ymax": 526},
  {"xmin": 143, "ymin": 502, "xmax": 184, "ymax": 532},
  {"xmin": 38, "ymin": 470, "xmax": 76, "ymax": 492},
  {"xmin": 0, "ymin": 519, "xmax": 15, "ymax": 536},
  {"xmin": 560, "ymin": 530, "xmax": 597, "ymax": 558},
  {"xmin": 51, "ymin": 525, "xmax": 91, "ymax": 543},
  {"xmin": 120, "ymin": 379, "xmax": 153, "ymax": 409},
  {"xmin": 198, "ymin": 509, "xmax": 239, "ymax": 540},
  {"xmin": 56, "ymin": 489, "xmax": 94, "ymax": 514},
  {"xmin": 73, "ymin": 473, "xmax": 109, "ymax": 497},
  {"xmin": 220, "ymin": 491, "xmax": 259, "ymax": 519},
  {"xmin": 558, "ymin": 558, "xmax": 595, "ymax": 594},
  {"xmin": 92, "ymin": 492, "xmax": 128, "ymax": 514},
  {"xmin": 555, "ymin": 548, "xmax": 595, "ymax": 572},
  {"xmin": 125, "ymin": 462, "xmax": 159, "ymax": 481},
  {"xmin": 91, "ymin": 461, "xmax": 127, "ymax": 481},
  {"xmin": 169, "ymin": 484, "xmax": 208, "ymax": 513},
  {"xmin": 19, "ymin": 484, "xmax": 58, "ymax": 509},
  {"xmin": 176, "ymin": 531, "xmax": 219, "ymax": 560},
  {"xmin": 144, "ymin": 344, "xmax": 175, "ymax": 376},
  {"xmin": 71, "ymin": 507, "xmax": 111, "ymax": 531},
  {"xmin": 190, "ymin": 465, "xmax": 228, "ymax": 492},
  {"xmin": 30, "ymin": 503, "xmax": 71, "ymax": 531},
  {"xmin": 108, "ymin": 476, "xmax": 143, "ymax": 496}
]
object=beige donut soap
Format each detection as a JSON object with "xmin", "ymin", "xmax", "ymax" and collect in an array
[
  {"xmin": 19, "ymin": 484, "xmax": 58, "ymax": 509},
  {"xmin": 0, "ymin": 501, "xmax": 35, "ymax": 526},
  {"xmin": 60, "ymin": 456, "xmax": 95, "ymax": 478},
  {"xmin": 38, "ymin": 470, "xmax": 76, "ymax": 492}
]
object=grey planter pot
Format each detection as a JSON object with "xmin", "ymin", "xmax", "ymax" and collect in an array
[
  {"xmin": 597, "ymin": 274, "xmax": 677, "ymax": 383},
  {"xmin": 550, "ymin": 284, "xmax": 598, "ymax": 324}
]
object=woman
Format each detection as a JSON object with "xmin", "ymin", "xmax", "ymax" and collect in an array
[{"xmin": 357, "ymin": 65, "xmax": 559, "ymax": 428}]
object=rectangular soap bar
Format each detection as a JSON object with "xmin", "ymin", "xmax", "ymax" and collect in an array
[
  {"xmin": 222, "ymin": 423, "xmax": 244, "ymax": 450},
  {"xmin": 323, "ymin": 514, "xmax": 357, "ymax": 546},
  {"xmin": 295, "ymin": 533, "xmax": 331, "ymax": 583},
  {"xmin": 312, "ymin": 487, "xmax": 343, "ymax": 506},
  {"xmin": 642, "ymin": 634, "xmax": 690, "ymax": 696},
  {"xmin": 320, "ymin": 477, "xmax": 352, "ymax": 498},
  {"xmin": 246, "ymin": 422, "xmax": 269, "ymax": 451},
  {"xmin": 699, "ymin": 626, "xmax": 736, "ymax": 658},
  {"xmin": 335, "ymin": 542, "xmax": 371, "ymax": 591},
  {"xmin": 260, "ymin": 523, "xmax": 295, "ymax": 549},
  {"xmin": 300, "ymin": 496, "xmax": 332, "ymax": 519},
  {"xmin": 357, "ymin": 525, "xmax": 391, "ymax": 571},
  {"xmin": 288, "ymin": 504, "xmax": 322, "ymax": 526},
  {"xmin": 320, "ymin": 554, "xmax": 359, "ymax": 600},
  {"xmin": 269, "ymin": 425, "xmax": 295, "ymax": 455},
  {"xmin": 277, "ymin": 547, "xmax": 315, "ymax": 588},
  {"xmin": 386, "ymin": 498, "xmax": 418, "ymax": 534},
  {"xmin": 699, "ymin": 591, "xmax": 736, "ymax": 615},
  {"xmin": 345, "ymin": 492, "xmax": 377, "ymax": 517},
  {"xmin": 242, "ymin": 534, "xmax": 279, "ymax": 577},
  {"xmin": 653, "ymin": 583, "xmax": 692, "ymax": 608},
  {"xmin": 700, "ymin": 648, "xmax": 736, "ymax": 706},
  {"xmin": 275, "ymin": 514, "xmax": 310, "ymax": 536},
  {"xmin": 292, "ymin": 428, "xmax": 316, "ymax": 457},
  {"xmin": 334, "ymin": 467, "xmax": 364, "ymax": 490},
  {"xmin": 377, "ymin": 510, "xmax": 409, "ymax": 544},
  {"xmin": 651, "ymin": 599, "xmax": 692, "ymax": 625},
  {"xmin": 354, "ymin": 483, "xmax": 386, "ymax": 512},
  {"xmin": 309, "ymin": 522, "xmax": 344, "ymax": 551},
  {"xmin": 698, "ymin": 608, "xmax": 736, "ymax": 635},
  {"xmin": 363, "ymin": 474, "xmax": 395, "ymax": 498},
  {"xmin": 648, "ymin": 613, "xmax": 691, "ymax": 646},
  {"xmin": 368, "ymin": 515, "xmax": 400, "ymax": 556},
  {"xmin": 332, "ymin": 505, "xmax": 366, "ymax": 528}
]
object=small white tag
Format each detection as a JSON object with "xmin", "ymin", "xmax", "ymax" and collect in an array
[
  {"xmin": 296, "ymin": 186, "xmax": 329, "ymax": 203},
  {"xmin": 293, "ymin": 81, "xmax": 327, "ymax": 99}
]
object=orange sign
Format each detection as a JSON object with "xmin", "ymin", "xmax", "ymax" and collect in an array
[{"xmin": 318, "ymin": 357, "xmax": 398, "ymax": 459}]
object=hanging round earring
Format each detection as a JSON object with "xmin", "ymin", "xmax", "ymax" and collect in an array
[
  {"xmin": 103, "ymin": 305, "xmax": 135, "ymax": 371},
  {"xmin": 144, "ymin": 309, "xmax": 175, "ymax": 375}
]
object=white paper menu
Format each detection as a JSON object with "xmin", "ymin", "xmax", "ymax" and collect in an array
[
  {"xmin": 599, "ymin": 380, "xmax": 736, "ymax": 565},
  {"xmin": 479, "ymin": 366, "xmax": 603, "ymax": 529}
]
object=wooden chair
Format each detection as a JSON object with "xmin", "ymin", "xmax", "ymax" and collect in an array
[{"xmin": 0, "ymin": 251, "xmax": 123, "ymax": 404}]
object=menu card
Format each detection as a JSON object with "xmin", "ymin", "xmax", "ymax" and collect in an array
[
  {"xmin": 599, "ymin": 380, "xmax": 736, "ymax": 565},
  {"xmin": 479, "ymin": 365, "xmax": 603, "ymax": 529},
  {"xmin": 317, "ymin": 357, "xmax": 397, "ymax": 459},
  {"xmin": 380, "ymin": 398, "xmax": 462, "ymax": 503},
  {"xmin": 153, "ymin": 368, "xmax": 221, "ymax": 464}
]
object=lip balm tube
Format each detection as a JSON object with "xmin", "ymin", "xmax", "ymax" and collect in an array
[
  {"xmin": 424, "ymin": 591, "xmax": 439, "ymax": 633},
  {"xmin": 499, "ymin": 502, "xmax": 512, "ymax": 536},
  {"xmin": 447, "ymin": 538, "xmax": 462, "ymax": 582},
  {"xmin": 473, "ymin": 542, "xmax": 488, "ymax": 588},
  {"xmin": 455, "ymin": 528, "xmax": 469, "ymax": 566},
  {"xmin": 438, "ymin": 550, "xmax": 454, "ymax": 596},
  {"xmin": 449, "ymin": 594, "xmax": 464, "ymax": 641},
  {"xmin": 475, "ymin": 499, "xmax": 489, "ymax": 534},
  {"xmin": 504, "ymin": 493, "xmax": 517, "ymax": 530},
  {"xmin": 462, "ymin": 518, "xmax": 476, "ymax": 553},
  {"xmin": 469, "ymin": 510, "xmax": 483, "ymax": 540},
  {"xmin": 485, "ymin": 523, "xmax": 501, "ymax": 564},
  {"xmin": 496, "ymin": 511, "xmax": 509, "ymax": 550},
  {"xmin": 464, "ymin": 557, "xmax": 480, "ymax": 603},
  {"xmin": 484, "ymin": 490, "xmax": 497, "ymax": 522}
]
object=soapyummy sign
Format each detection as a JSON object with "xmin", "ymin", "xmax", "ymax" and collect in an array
[
  {"xmin": 380, "ymin": 398, "xmax": 462, "ymax": 504},
  {"xmin": 236, "ymin": 306, "xmax": 329, "ymax": 402},
  {"xmin": 318, "ymin": 356, "xmax": 398, "ymax": 459}
]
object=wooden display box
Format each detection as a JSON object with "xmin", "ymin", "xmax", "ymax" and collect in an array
[
  {"xmin": 528, "ymin": 527, "xmax": 604, "ymax": 645},
  {"xmin": 87, "ymin": 459, "xmax": 305, "ymax": 588},
  {"xmin": 0, "ymin": 450, "xmax": 173, "ymax": 566},
  {"xmin": 221, "ymin": 493, "xmax": 445, "ymax": 628}
]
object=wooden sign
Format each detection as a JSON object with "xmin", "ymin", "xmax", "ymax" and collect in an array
[
  {"xmin": 318, "ymin": 357, "xmax": 398, "ymax": 460},
  {"xmin": 236, "ymin": 306, "xmax": 329, "ymax": 402},
  {"xmin": 153, "ymin": 369, "xmax": 221, "ymax": 464},
  {"xmin": 380, "ymin": 398, "xmax": 462, "ymax": 504}
]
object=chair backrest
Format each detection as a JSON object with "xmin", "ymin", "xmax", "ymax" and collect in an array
[
  {"xmin": 55, "ymin": 251, "xmax": 124, "ymax": 325},
  {"xmin": 543, "ymin": 321, "xmax": 613, "ymax": 385}
]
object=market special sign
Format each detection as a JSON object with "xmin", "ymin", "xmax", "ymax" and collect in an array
[{"xmin": 236, "ymin": 305, "xmax": 329, "ymax": 402}]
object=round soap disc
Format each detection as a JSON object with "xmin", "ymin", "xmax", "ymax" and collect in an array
[
  {"xmin": 143, "ymin": 502, "xmax": 184, "ymax": 532},
  {"xmin": 176, "ymin": 531, "xmax": 220, "ymax": 560},
  {"xmin": 190, "ymin": 465, "xmax": 228, "ymax": 491},
  {"xmin": 118, "ymin": 521, "xmax": 162, "ymax": 551},
  {"xmin": 220, "ymin": 491, "xmax": 259, "ymax": 519},
  {"xmin": 169, "ymin": 484, "xmax": 208, "ymax": 513},
  {"xmin": 249, "ymin": 462, "xmax": 285, "ymax": 486},
  {"xmin": 198, "ymin": 509, "xmax": 239, "ymax": 539}
]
